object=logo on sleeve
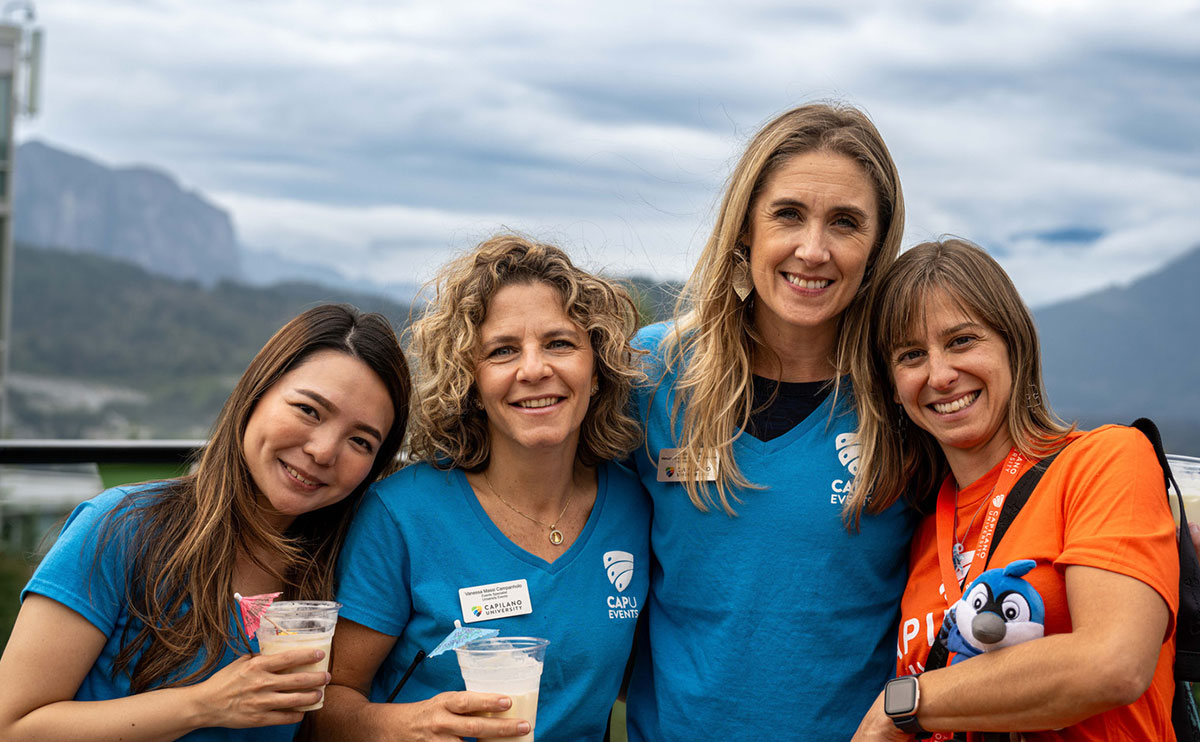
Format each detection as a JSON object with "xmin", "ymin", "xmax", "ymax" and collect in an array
[
  {"xmin": 830, "ymin": 432, "xmax": 860, "ymax": 505},
  {"xmin": 603, "ymin": 551, "xmax": 639, "ymax": 620}
]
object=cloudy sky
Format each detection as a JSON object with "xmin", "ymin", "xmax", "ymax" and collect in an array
[{"xmin": 17, "ymin": 0, "xmax": 1200, "ymax": 306}]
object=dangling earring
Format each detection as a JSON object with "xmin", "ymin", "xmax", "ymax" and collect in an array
[
  {"xmin": 1028, "ymin": 383, "xmax": 1042, "ymax": 407},
  {"xmin": 590, "ymin": 382, "xmax": 599, "ymax": 396},
  {"xmin": 732, "ymin": 246, "xmax": 753, "ymax": 302}
]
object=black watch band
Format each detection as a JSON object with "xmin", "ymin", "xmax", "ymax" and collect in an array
[{"xmin": 884, "ymin": 676, "xmax": 926, "ymax": 734}]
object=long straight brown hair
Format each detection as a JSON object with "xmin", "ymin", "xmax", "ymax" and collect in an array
[{"xmin": 102, "ymin": 304, "xmax": 410, "ymax": 692}]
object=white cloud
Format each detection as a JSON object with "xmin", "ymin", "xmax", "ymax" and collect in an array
[{"xmin": 19, "ymin": 0, "xmax": 1200, "ymax": 302}]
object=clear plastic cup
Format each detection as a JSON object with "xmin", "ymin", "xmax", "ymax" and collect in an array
[
  {"xmin": 254, "ymin": 600, "xmax": 340, "ymax": 711},
  {"xmin": 1169, "ymin": 454, "xmax": 1200, "ymax": 526},
  {"xmin": 454, "ymin": 637, "xmax": 550, "ymax": 742}
]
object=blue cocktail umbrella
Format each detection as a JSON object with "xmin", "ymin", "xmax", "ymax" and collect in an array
[{"xmin": 386, "ymin": 620, "xmax": 500, "ymax": 702}]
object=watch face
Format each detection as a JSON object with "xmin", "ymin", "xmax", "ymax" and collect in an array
[{"xmin": 884, "ymin": 677, "xmax": 918, "ymax": 715}]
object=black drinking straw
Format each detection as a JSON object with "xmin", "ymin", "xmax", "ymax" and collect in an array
[{"xmin": 386, "ymin": 649, "xmax": 426, "ymax": 703}]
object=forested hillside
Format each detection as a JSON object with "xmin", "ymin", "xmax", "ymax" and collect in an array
[{"xmin": 9, "ymin": 245, "xmax": 414, "ymax": 437}]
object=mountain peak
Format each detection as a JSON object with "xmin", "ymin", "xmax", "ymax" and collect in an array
[{"xmin": 13, "ymin": 139, "xmax": 241, "ymax": 286}]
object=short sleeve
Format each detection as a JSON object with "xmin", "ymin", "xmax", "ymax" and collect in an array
[
  {"xmin": 335, "ymin": 484, "xmax": 413, "ymax": 636},
  {"xmin": 1056, "ymin": 426, "xmax": 1179, "ymax": 630},
  {"xmin": 22, "ymin": 488, "xmax": 133, "ymax": 636}
]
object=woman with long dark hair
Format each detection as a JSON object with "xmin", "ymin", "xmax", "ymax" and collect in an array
[{"xmin": 0, "ymin": 304, "xmax": 411, "ymax": 741}]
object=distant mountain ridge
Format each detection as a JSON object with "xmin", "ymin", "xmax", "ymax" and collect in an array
[
  {"xmin": 15, "ymin": 139, "xmax": 424, "ymax": 303},
  {"xmin": 14, "ymin": 141, "xmax": 240, "ymax": 285},
  {"xmin": 1036, "ymin": 244, "xmax": 1200, "ymax": 453},
  {"xmin": 9, "ymin": 139, "xmax": 1199, "ymax": 451}
]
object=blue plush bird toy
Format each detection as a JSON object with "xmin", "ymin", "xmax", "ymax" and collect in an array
[{"xmin": 937, "ymin": 558, "xmax": 1046, "ymax": 663}]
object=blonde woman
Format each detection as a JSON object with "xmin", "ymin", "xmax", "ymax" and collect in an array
[
  {"xmin": 0, "ymin": 305, "xmax": 411, "ymax": 741},
  {"xmin": 315, "ymin": 235, "xmax": 649, "ymax": 742},
  {"xmin": 625, "ymin": 102, "xmax": 914, "ymax": 740}
]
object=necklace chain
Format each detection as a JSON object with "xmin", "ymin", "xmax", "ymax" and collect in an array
[
  {"xmin": 952, "ymin": 484, "xmax": 996, "ymax": 576},
  {"xmin": 482, "ymin": 471, "xmax": 573, "ymax": 546}
]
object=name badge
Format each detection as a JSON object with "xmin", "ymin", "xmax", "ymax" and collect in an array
[
  {"xmin": 458, "ymin": 579, "xmax": 533, "ymax": 624},
  {"xmin": 656, "ymin": 447, "xmax": 719, "ymax": 482}
]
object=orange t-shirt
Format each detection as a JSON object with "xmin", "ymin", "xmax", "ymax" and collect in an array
[{"xmin": 896, "ymin": 425, "xmax": 1179, "ymax": 741}]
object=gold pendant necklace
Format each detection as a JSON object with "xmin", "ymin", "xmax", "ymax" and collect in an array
[{"xmin": 482, "ymin": 471, "xmax": 574, "ymax": 546}]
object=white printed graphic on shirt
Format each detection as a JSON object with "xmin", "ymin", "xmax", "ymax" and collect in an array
[
  {"xmin": 603, "ymin": 551, "xmax": 634, "ymax": 592},
  {"xmin": 603, "ymin": 551, "xmax": 638, "ymax": 620},
  {"xmin": 830, "ymin": 432, "xmax": 860, "ymax": 506}
]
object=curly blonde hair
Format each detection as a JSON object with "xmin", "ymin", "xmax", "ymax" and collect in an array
[{"xmin": 407, "ymin": 233, "xmax": 643, "ymax": 469}]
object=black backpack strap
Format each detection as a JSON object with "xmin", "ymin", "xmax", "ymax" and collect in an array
[
  {"xmin": 1131, "ymin": 418, "xmax": 1200, "ymax": 682},
  {"xmin": 924, "ymin": 451, "xmax": 1064, "ymax": 674},
  {"xmin": 981, "ymin": 452, "xmax": 1063, "ymax": 573}
]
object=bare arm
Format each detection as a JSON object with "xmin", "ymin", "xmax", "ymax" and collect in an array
[
  {"xmin": 853, "ymin": 565, "xmax": 1170, "ymax": 739},
  {"xmin": 311, "ymin": 618, "xmax": 529, "ymax": 741},
  {"xmin": 0, "ymin": 594, "xmax": 331, "ymax": 742}
]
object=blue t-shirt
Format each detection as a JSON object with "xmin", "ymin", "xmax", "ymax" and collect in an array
[
  {"xmin": 335, "ymin": 460, "xmax": 650, "ymax": 742},
  {"xmin": 22, "ymin": 485, "xmax": 297, "ymax": 742},
  {"xmin": 624, "ymin": 323, "xmax": 917, "ymax": 741}
]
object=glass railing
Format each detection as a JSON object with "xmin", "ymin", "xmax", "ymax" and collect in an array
[{"xmin": 0, "ymin": 440, "xmax": 202, "ymax": 643}]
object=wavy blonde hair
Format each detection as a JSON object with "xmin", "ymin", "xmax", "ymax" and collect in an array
[
  {"xmin": 659, "ymin": 102, "xmax": 905, "ymax": 516},
  {"xmin": 849, "ymin": 239, "xmax": 1073, "ymax": 526},
  {"xmin": 102, "ymin": 304, "xmax": 411, "ymax": 692},
  {"xmin": 407, "ymin": 233, "xmax": 643, "ymax": 469}
]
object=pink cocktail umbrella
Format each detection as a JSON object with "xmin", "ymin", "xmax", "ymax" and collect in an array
[{"xmin": 234, "ymin": 591, "xmax": 282, "ymax": 638}]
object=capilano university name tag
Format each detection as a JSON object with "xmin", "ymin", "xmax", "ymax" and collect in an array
[{"xmin": 458, "ymin": 579, "xmax": 533, "ymax": 624}]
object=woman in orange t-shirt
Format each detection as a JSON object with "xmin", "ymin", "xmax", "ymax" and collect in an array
[{"xmin": 849, "ymin": 239, "xmax": 1178, "ymax": 741}]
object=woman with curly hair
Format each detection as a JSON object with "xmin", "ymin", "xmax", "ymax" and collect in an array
[
  {"xmin": 314, "ymin": 234, "xmax": 649, "ymax": 741},
  {"xmin": 0, "ymin": 304, "xmax": 411, "ymax": 741}
]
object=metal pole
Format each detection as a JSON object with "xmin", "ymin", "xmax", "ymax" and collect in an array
[{"xmin": 0, "ymin": 22, "xmax": 19, "ymax": 438}]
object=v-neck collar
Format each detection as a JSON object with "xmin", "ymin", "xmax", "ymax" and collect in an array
[
  {"xmin": 455, "ymin": 465, "xmax": 607, "ymax": 574},
  {"xmin": 738, "ymin": 382, "xmax": 845, "ymax": 455}
]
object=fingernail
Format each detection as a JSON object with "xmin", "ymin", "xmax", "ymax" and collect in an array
[
  {"xmin": 324, "ymin": 672, "xmax": 332, "ymax": 683},
  {"xmin": 498, "ymin": 696, "xmax": 512, "ymax": 709},
  {"xmin": 518, "ymin": 722, "xmax": 531, "ymax": 734}
]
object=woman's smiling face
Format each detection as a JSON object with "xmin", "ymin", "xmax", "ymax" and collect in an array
[
  {"xmin": 744, "ymin": 149, "xmax": 879, "ymax": 350},
  {"xmin": 242, "ymin": 349, "xmax": 393, "ymax": 529},
  {"xmin": 473, "ymin": 281, "xmax": 597, "ymax": 459},
  {"xmin": 889, "ymin": 289, "xmax": 1015, "ymax": 482}
]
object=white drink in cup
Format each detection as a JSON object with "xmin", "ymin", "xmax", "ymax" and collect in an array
[
  {"xmin": 254, "ymin": 600, "xmax": 340, "ymax": 711},
  {"xmin": 454, "ymin": 637, "xmax": 550, "ymax": 742},
  {"xmin": 1169, "ymin": 455, "xmax": 1200, "ymax": 526}
]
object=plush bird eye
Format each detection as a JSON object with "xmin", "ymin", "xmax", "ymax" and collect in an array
[
  {"xmin": 1000, "ymin": 593, "xmax": 1031, "ymax": 623},
  {"xmin": 966, "ymin": 583, "xmax": 990, "ymax": 612}
]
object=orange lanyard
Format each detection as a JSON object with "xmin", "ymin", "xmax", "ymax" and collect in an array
[{"xmin": 934, "ymin": 448, "xmax": 1028, "ymax": 606}]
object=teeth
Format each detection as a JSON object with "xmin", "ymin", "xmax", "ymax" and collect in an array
[
  {"xmin": 784, "ymin": 274, "xmax": 831, "ymax": 290},
  {"xmin": 932, "ymin": 391, "xmax": 980, "ymax": 414},
  {"xmin": 517, "ymin": 397, "xmax": 560, "ymax": 408},
  {"xmin": 284, "ymin": 463, "xmax": 319, "ymax": 486}
]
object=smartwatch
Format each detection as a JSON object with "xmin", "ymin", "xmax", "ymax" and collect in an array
[{"xmin": 883, "ymin": 675, "xmax": 926, "ymax": 734}]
